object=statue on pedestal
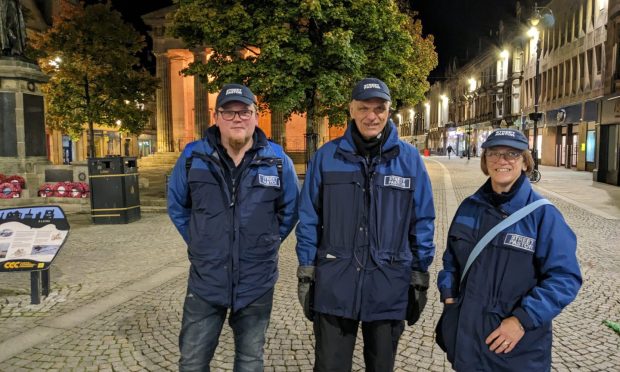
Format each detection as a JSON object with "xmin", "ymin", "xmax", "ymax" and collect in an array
[{"xmin": 0, "ymin": 0, "xmax": 27, "ymax": 56}]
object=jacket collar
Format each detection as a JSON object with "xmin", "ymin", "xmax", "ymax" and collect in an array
[
  {"xmin": 339, "ymin": 119, "xmax": 400, "ymax": 155},
  {"xmin": 472, "ymin": 173, "xmax": 533, "ymax": 213}
]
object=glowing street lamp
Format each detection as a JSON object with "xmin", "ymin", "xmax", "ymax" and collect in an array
[{"xmin": 528, "ymin": 4, "xmax": 554, "ymax": 170}]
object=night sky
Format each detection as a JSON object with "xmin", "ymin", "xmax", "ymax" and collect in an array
[
  {"xmin": 97, "ymin": 0, "xmax": 519, "ymax": 82},
  {"xmin": 411, "ymin": 0, "xmax": 518, "ymax": 81}
]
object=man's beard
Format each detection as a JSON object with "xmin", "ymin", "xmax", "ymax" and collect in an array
[{"xmin": 226, "ymin": 134, "xmax": 252, "ymax": 151}]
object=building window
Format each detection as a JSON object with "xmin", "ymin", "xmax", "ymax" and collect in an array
[
  {"xmin": 595, "ymin": 44, "xmax": 602, "ymax": 75},
  {"xmin": 586, "ymin": 130, "xmax": 595, "ymax": 162},
  {"xmin": 579, "ymin": 53, "xmax": 585, "ymax": 91},
  {"xmin": 559, "ymin": 63, "xmax": 564, "ymax": 98},
  {"xmin": 580, "ymin": 3, "xmax": 586, "ymax": 35},
  {"xmin": 572, "ymin": 57, "xmax": 578, "ymax": 94},
  {"xmin": 540, "ymin": 71, "xmax": 547, "ymax": 102},
  {"xmin": 587, "ymin": 48, "xmax": 594, "ymax": 85}
]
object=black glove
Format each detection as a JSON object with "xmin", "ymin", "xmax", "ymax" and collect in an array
[
  {"xmin": 406, "ymin": 271, "xmax": 430, "ymax": 326},
  {"xmin": 297, "ymin": 266, "xmax": 315, "ymax": 321}
]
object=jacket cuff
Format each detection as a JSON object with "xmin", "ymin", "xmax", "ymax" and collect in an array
[
  {"xmin": 439, "ymin": 288, "xmax": 457, "ymax": 302},
  {"xmin": 512, "ymin": 307, "xmax": 536, "ymax": 331}
]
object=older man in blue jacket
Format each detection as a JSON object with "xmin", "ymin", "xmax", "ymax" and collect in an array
[
  {"xmin": 168, "ymin": 84, "xmax": 299, "ymax": 372},
  {"xmin": 296, "ymin": 78, "xmax": 436, "ymax": 371}
]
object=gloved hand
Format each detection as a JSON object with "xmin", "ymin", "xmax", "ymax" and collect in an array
[
  {"xmin": 297, "ymin": 266, "xmax": 315, "ymax": 321},
  {"xmin": 406, "ymin": 271, "xmax": 430, "ymax": 326}
]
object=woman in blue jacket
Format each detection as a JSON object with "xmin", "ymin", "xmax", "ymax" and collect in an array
[{"xmin": 436, "ymin": 129, "xmax": 582, "ymax": 371}]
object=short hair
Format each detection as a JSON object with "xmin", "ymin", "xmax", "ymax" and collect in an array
[{"xmin": 480, "ymin": 148, "xmax": 534, "ymax": 176}]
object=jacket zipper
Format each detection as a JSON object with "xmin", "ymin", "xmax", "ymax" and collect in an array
[
  {"xmin": 198, "ymin": 152, "xmax": 235, "ymax": 307},
  {"xmin": 353, "ymin": 155, "xmax": 373, "ymax": 318}
]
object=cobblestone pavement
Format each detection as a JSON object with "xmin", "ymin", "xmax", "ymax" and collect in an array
[{"xmin": 0, "ymin": 157, "xmax": 618, "ymax": 371}]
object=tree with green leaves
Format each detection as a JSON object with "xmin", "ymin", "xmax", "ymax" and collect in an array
[
  {"xmin": 33, "ymin": 3, "xmax": 158, "ymax": 158},
  {"xmin": 171, "ymin": 0, "xmax": 437, "ymax": 157}
]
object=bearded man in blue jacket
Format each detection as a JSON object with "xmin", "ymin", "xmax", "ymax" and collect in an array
[
  {"xmin": 296, "ymin": 78, "xmax": 436, "ymax": 371},
  {"xmin": 168, "ymin": 84, "xmax": 299, "ymax": 372}
]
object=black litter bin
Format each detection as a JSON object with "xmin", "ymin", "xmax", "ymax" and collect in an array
[{"xmin": 88, "ymin": 156, "xmax": 140, "ymax": 224}]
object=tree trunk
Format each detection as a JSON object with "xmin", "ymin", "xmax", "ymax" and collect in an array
[
  {"xmin": 84, "ymin": 75, "xmax": 96, "ymax": 158},
  {"xmin": 88, "ymin": 120, "xmax": 95, "ymax": 159},
  {"xmin": 305, "ymin": 108, "xmax": 318, "ymax": 163}
]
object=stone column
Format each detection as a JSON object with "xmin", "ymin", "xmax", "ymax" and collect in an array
[
  {"xmin": 155, "ymin": 53, "xmax": 173, "ymax": 152},
  {"xmin": 193, "ymin": 51, "xmax": 208, "ymax": 138}
]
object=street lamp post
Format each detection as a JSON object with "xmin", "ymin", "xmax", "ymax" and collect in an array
[
  {"xmin": 528, "ymin": 3, "xmax": 554, "ymax": 171},
  {"xmin": 467, "ymin": 121, "xmax": 471, "ymax": 160},
  {"xmin": 466, "ymin": 77, "xmax": 477, "ymax": 160},
  {"xmin": 532, "ymin": 37, "xmax": 541, "ymax": 170},
  {"xmin": 527, "ymin": 29, "xmax": 543, "ymax": 171}
]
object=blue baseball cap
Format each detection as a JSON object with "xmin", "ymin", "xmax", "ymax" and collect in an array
[
  {"xmin": 351, "ymin": 78, "xmax": 391, "ymax": 101},
  {"xmin": 481, "ymin": 129, "xmax": 529, "ymax": 150},
  {"xmin": 216, "ymin": 84, "xmax": 257, "ymax": 109}
]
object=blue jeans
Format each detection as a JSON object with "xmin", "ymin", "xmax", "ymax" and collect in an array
[{"xmin": 178, "ymin": 287, "xmax": 274, "ymax": 372}]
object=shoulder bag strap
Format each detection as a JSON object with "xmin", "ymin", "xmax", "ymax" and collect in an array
[{"xmin": 460, "ymin": 198, "xmax": 552, "ymax": 283}]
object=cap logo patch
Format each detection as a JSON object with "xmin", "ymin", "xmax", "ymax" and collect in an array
[
  {"xmin": 494, "ymin": 130, "xmax": 516, "ymax": 137},
  {"xmin": 226, "ymin": 88, "xmax": 243, "ymax": 95},
  {"xmin": 503, "ymin": 233, "xmax": 535, "ymax": 252},
  {"xmin": 258, "ymin": 174, "xmax": 280, "ymax": 187},
  {"xmin": 384, "ymin": 175, "xmax": 411, "ymax": 189},
  {"xmin": 363, "ymin": 83, "xmax": 381, "ymax": 90}
]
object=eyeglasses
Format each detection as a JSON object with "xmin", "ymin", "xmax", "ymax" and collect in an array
[
  {"xmin": 217, "ymin": 110, "xmax": 254, "ymax": 120},
  {"xmin": 485, "ymin": 150, "xmax": 522, "ymax": 162}
]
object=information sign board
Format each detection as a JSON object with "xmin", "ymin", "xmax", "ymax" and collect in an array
[{"xmin": 0, "ymin": 206, "xmax": 69, "ymax": 272}]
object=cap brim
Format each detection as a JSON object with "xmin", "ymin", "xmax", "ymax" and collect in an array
[
  {"xmin": 481, "ymin": 139, "xmax": 528, "ymax": 150},
  {"xmin": 217, "ymin": 96, "xmax": 255, "ymax": 108},
  {"xmin": 353, "ymin": 91, "xmax": 391, "ymax": 101}
]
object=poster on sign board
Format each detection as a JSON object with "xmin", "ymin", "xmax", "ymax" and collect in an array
[{"xmin": 0, "ymin": 206, "xmax": 69, "ymax": 272}]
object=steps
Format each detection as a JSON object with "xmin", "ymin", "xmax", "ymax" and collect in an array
[{"xmin": 138, "ymin": 152, "xmax": 180, "ymax": 169}]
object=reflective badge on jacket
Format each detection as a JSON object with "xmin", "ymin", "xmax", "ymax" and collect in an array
[
  {"xmin": 383, "ymin": 175, "xmax": 411, "ymax": 189},
  {"xmin": 258, "ymin": 174, "xmax": 280, "ymax": 187},
  {"xmin": 503, "ymin": 233, "xmax": 536, "ymax": 252}
]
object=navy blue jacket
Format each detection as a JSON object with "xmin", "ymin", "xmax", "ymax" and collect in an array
[
  {"xmin": 296, "ymin": 121, "xmax": 435, "ymax": 321},
  {"xmin": 436, "ymin": 176, "xmax": 582, "ymax": 371},
  {"xmin": 168, "ymin": 128, "xmax": 299, "ymax": 311}
]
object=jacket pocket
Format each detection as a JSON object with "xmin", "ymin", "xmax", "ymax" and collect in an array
[
  {"xmin": 314, "ymin": 256, "xmax": 357, "ymax": 316},
  {"xmin": 239, "ymin": 174, "xmax": 281, "ymax": 238},
  {"xmin": 374, "ymin": 178, "xmax": 414, "ymax": 258},
  {"xmin": 243, "ymin": 233, "xmax": 280, "ymax": 261},
  {"xmin": 188, "ymin": 169, "xmax": 227, "ymax": 216},
  {"xmin": 320, "ymin": 172, "xmax": 362, "ymax": 256},
  {"xmin": 484, "ymin": 300, "xmax": 550, "ymax": 357},
  {"xmin": 436, "ymin": 301, "xmax": 460, "ymax": 363}
]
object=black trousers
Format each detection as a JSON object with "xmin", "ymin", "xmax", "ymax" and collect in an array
[{"xmin": 313, "ymin": 312, "xmax": 405, "ymax": 372}]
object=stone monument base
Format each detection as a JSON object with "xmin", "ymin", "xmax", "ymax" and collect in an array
[{"xmin": 0, "ymin": 57, "xmax": 50, "ymax": 198}]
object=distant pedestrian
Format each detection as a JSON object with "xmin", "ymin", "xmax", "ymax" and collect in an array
[
  {"xmin": 436, "ymin": 128, "xmax": 582, "ymax": 371},
  {"xmin": 447, "ymin": 145, "xmax": 453, "ymax": 159},
  {"xmin": 296, "ymin": 78, "xmax": 436, "ymax": 371},
  {"xmin": 168, "ymin": 83, "xmax": 299, "ymax": 371}
]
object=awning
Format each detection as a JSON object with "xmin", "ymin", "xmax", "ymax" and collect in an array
[{"xmin": 545, "ymin": 103, "xmax": 581, "ymax": 126}]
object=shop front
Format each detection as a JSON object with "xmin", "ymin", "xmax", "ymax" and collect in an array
[{"xmin": 597, "ymin": 96, "xmax": 620, "ymax": 185}]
